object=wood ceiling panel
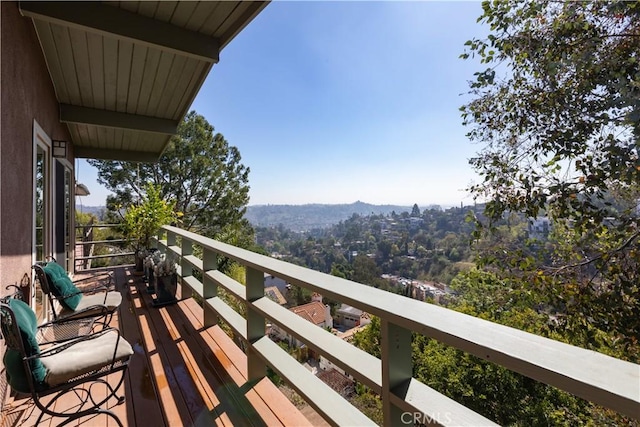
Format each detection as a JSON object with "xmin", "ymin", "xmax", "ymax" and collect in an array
[
  {"xmin": 169, "ymin": 2, "xmax": 199, "ymax": 28},
  {"xmin": 86, "ymin": 123, "xmax": 99, "ymax": 148},
  {"xmin": 131, "ymin": 132, "xmax": 158, "ymax": 153},
  {"xmin": 50, "ymin": 24, "xmax": 82, "ymax": 104},
  {"xmin": 33, "ymin": 21, "xmax": 69, "ymax": 102},
  {"xmin": 135, "ymin": 48, "xmax": 162, "ymax": 116},
  {"xmin": 86, "ymin": 32, "xmax": 105, "ymax": 110},
  {"xmin": 170, "ymin": 60, "xmax": 209, "ymax": 119},
  {"xmin": 68, "ymin": 125, "xmax": 83, "ymax": 147},
  {"xmin": 199, "ymin": 2, "xmax": 238, "ymax": 36},
  {"xmin": 117, "ymin": 1, "xmax": 139, "ymax": 14},
  {"xmin": 153, "ymin": 1, "xmax": 179, "ymax": 22},
  {"xmin": 183, "ymin": 2, "xmax": 220, "ymax": 33},
  {"xmin": 145, "ymin": 52, "xmax": 175, "ymax": 118},
  {"xmin": 155, "ymin": 57, "xmax": 189, "ymax": 120},
  {"xmin": 127, "ymin": 44, "xmax": 148, "ymax": 115},
  {"xmin": 99, "ymin": 127, "xmax": 115, "ymax": 150},
  {"xmin": 115, "ymin": 39, "xmax": 134, "ymax": 112},
  {"xmin": 140, "ymin": 133, "xmax": 169, "ymax": 153},
  {"xmin": 74, "ymin": 124, "xmax": 91, "ymax": 148},
  {"xmin": 113, "ymin": 128, "xmax": 125, "ymax": 150},
  {"xmin": 68, "ymin": 27, "xmax": 93, "ymax": 107},
  {"xmin": 137, "ymin": 1, "xmax": 159, "ymax": 18},
  {"xmin": 102, "ymin": 37, "xmax": 119, "ymax": 111},
  {"xmin": 218, "ymin": 2, "xmax": 262, "ymax": 46},
  {"xmin": 120, "ymin": 130, "xmax": 134, "ymax": 151}
]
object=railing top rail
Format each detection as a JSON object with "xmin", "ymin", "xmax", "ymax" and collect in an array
[
  {"xmin": 161, "ymin": 225, "xmax": 640, "ymax": 419},
  {"xmin": 74, "ymin": 223, "xmax": 123, "ymax": 229}
]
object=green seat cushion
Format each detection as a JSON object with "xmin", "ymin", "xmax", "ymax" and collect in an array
[
  {"xmin": 43, "ymin": 263, "xmax": 82, "ymax": 311},
  {"xmin": 3, "ymin": 299, "xmax": 47, "ymax": 393}
]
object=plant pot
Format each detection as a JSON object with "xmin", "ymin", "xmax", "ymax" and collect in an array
[
  {"xmin": 134, "ymin": 251, "xmax": 145, "ymax": 275},
  {"xmin": 152, "ymin": 273, "xmax": 178, "ymax": 307},
  {"xmin": 144, "ymin": 266, "xmax": 156, "ymax": 294}
]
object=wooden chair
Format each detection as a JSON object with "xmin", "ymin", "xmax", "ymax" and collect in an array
[
  {"xmin": 32, "ymin": 262, "xmax": 121, "ymax": 327},
  {"xmin": 0, "ymin": 298, "xmax": 133, "ymax": 426}
]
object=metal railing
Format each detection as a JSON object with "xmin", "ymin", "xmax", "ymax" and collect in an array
[
  {"xmin": 74, "ymin": 224, "xmax": 134, "ymax": 272},
  {"xmin": 155, "ymin": 225, "xmax": 639, "ymax": 426}
]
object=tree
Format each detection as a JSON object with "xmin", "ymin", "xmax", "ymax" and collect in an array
[
  {"xmin": 462, "ymin": 1, "xmax": 640, "ymax": 229},
  {"xmin": 89, "ymin": 111, "xmax": 251, "ymax": 242},
  {"xmin": 462, "ymin": 0, "xmax": 640, "ymax": 359},
  {"xmin": 351, "ymin": 255, "xmax": 382, "ymax": 287},
  {"xmin": 411, "ymin": 203, "xmax": 421, "ymax": 217}
]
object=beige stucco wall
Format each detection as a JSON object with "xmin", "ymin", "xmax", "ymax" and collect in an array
[{"xmin": 0, "ymin": 2, "xmax": 73, "ymax": 295}]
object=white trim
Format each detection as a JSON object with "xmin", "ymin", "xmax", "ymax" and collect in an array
[{"xmin": 32, "ymin": 120, "xmax": 52, "ymax": 319}]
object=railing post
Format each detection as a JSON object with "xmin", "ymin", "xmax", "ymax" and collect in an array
[
  {"xmin": 246, "ymin": 266, "xmax": 266, "ymax": 382},
  {"xmin": 180, "ymin": 239, "xmax": 193, "ymax": 299},
  {"xmin": 166, "ymin": 229, "xmax": 176, "ymax": 249},
  {"xmin": 203, "ymin": 248, "xmax": 218, "ymax": 327},
  {"xmin": 382, "ymin": 320, "xmax": 412, "ymax": 426}
]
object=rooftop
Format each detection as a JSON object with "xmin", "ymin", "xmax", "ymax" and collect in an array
[{"xmin": 290, "ymin": 301, "xmax": 327, "ymax": 326}]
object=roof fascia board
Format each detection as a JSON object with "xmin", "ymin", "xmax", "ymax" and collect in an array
[
  {"xmin": 19, "ymin": 1, "xmax": 220, "ymax": 63},
  {"xmin": 60, "ymin": 104, "xmax": 178, "ymax": 135},
  {"xmin": 74, "ymin": 147, "xmax": 161, "ymax": 163}
]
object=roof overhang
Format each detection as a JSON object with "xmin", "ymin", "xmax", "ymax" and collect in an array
[{"xmin": 20, "ymin": 1, "xmax": 268, "ymax": 162}]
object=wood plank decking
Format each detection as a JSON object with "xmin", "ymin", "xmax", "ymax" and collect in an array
[{"xmin": 1, "ymin": 267, "xmax": 313, "ymax": 427}]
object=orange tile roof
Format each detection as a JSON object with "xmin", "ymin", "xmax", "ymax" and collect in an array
[{"xmin": 290, "ymin": 301, "xmax": 326, "ymax": 326}]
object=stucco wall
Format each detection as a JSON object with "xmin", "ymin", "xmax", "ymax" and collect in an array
[{"xmin": 0, "ymin": 2, "xmax": 73, "ymax": 293}]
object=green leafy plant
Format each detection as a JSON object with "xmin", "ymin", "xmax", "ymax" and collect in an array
[{"xmin": 122, "ymin": 184, "xmax": 176, "ymax": 253}]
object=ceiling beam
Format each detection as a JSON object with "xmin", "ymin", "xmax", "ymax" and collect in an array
[
  {"xmin": 19, "ymin": 1, "xmax": 219, "ymax": 63},
  {"xmin": 60, "ymin": 104, "xmax": 178, "ymax": 135},
  {"xmin": 74, "ymin": 147, "xmax": 161, "ymax": 163}
]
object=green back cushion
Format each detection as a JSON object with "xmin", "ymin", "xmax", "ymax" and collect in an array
[
  {"xmin": 3, "ymin": 299, "xmax": 47, "ymax": 392},
  {"xmin": 43, "ymin": 262, "xmax": 81, "ymax": 311}
]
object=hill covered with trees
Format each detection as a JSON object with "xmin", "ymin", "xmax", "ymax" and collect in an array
[
  {"xmin": 254, "ymin": 203, "xmax": 483, "ymax": 287},
  {"xmin": 245, "ymin": 201, "xmax": 447, "ymax": 232}
]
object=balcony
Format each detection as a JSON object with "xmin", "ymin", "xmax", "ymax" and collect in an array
[{"xmin": 3, "ymin": 225, "xmax": 639, "ymax": 426}]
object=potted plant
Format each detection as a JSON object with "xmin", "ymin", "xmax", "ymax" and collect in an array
[
  {"xmin": 122, "ymin": 184, "xmax": 175, "ymax": 273},
  {"xmin": 152, "ymin": 253, "xmax": 178, "ymax": 307}
]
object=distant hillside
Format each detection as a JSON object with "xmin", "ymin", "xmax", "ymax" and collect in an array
[
  {"xmin": 244, "ymin": 201, "xmax": 414, "ymax": 231},
  {"xmin": 76, "ymin": 205, "xmax": 106, "ymax": 219}
]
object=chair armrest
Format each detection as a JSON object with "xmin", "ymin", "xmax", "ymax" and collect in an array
[
  {"xmin": 56, "ymin": 303, "xmax": 111, "ymax": 322},
  {"xmin": 57, "ymin": 287, "xmax": 108, "ymax": 305},
  {"xmin": 36, "ymin": 317, "xmax": 96, "ymax": 345},
  {"xmin": 72, "ymin": 271, "xmax": 114, "ymax": 290},
  {"xmin": 37, "ymin": 327, "xmax": 114, "ymax": 355},
  {"xmin": 3, "ymin": 285, "xmax": 24, "ymax": 301}
]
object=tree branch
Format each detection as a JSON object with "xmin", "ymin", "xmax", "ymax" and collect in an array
[{"xmin": 548, "ymin": 229, "xmax": 640, "ymax": 275}]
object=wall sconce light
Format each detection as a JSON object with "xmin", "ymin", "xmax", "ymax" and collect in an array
[{"xmin": 52, "ymin": 140, "xmax": 67, "ymax": 158}]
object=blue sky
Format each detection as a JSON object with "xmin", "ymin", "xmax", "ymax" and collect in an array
[{"xmin": 77, "ymin": 1, "xmax": 488, "ymax": 208}]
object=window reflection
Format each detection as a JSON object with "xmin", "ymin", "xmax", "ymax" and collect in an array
[{"xmin": 34, "ymin": 146, "xmax": 47, "ymax": 320}]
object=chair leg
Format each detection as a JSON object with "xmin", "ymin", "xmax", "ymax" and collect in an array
[
  {"xmin": 55, "ymin": 408, "xmax": 124, "ymax": 427},
  {"xmin": 32, "ymin": 369, "xmax": 128, "ymax": 425}
]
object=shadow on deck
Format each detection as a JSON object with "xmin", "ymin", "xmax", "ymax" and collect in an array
[{"xmin": 2, "ymin": 266, "xmax": 313, "ymax": 427}]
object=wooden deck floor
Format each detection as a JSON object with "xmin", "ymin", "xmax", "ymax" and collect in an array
[{"xmin": 2, "ymin": 267, "xmax": 312, "ymax": 427}]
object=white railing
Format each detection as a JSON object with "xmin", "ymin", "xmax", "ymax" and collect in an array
[{"xmin": 155, "ymin": 225, "xmax": 639, "ymax": 426}]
